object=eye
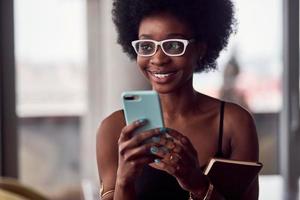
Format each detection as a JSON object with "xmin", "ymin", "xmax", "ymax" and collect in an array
[
  {"xmin": 170, "ymin": 42, "xmax": 181, "ymax": 49},
  {"xmin": 163, "ymin": 41, "xmax": 184, "ymax": 53},
  {"xmin": 138, "ymin": 41, "xmax": 155, "ymax": 53}
]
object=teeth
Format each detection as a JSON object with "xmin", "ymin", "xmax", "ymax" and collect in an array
[{"xmin": 152, "ymin": 72, "xmax": 173, "ymax": 78}]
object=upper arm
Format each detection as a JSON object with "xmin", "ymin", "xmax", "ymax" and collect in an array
[
  {"xmin": 96, "ymin": 111, "xmax": 125, "ymax": 193},
  {"xmin": 225, "ymin": 104, "xmax": 259, "ymax": 199},
  {"xmin": 226, "ymin": 104, "xmax": 259, "ymax": 162}
]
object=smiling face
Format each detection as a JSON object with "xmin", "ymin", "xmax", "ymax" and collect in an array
[{"xmin": 137, "ymin": 12, "xmax": 205, "ymax": 93}]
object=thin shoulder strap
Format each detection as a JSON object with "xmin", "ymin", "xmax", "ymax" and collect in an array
[{"xmin": 216, "ymin": 101, "xmax": 225, "ymax": 157}]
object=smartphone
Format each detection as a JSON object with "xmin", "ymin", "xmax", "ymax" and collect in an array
[{"xmin": 122, "ymin": 90, "xmax": 164, "ymax": 135}]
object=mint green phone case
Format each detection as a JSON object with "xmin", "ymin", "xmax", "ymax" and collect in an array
[{"xmin": 122, "ymin": 90, "xmax": 164, "ymax": 134}]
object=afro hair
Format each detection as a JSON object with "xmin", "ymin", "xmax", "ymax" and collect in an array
[{"xmin": 112, "ymin": 0, "xmax": 236, "ymax": 72}]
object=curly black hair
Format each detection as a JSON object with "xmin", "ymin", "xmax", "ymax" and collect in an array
[{"xmin": 112, "ymin": 0, "xmax": 236, "ymax": 72}]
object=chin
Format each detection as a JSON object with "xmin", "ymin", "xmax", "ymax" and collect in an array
[{"xmin": 152, "ymin": 84, "xmax": 179, "ymax": 94}]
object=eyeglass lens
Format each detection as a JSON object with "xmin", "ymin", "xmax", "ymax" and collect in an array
[
  {"xmin": 162, "ymin": 41, "xmax": 184, "ymax": 54},
  {"xmin": 136, "ymin": 41, "xmax": 156, "ymax": 55}
]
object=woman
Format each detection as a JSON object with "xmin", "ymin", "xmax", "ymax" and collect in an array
[{"xmin": 97, "ymin": 0, "xmax": 259, "ymax": 199}]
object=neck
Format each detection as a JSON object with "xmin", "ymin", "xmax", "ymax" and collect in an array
[{"xmin": 158, "ymin": 81, "xmax": 200, "ymax": 120}]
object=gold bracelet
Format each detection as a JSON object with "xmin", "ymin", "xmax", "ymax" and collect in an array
[
  {"xmin": 189, "ymin": 183, "xmax": 214, "ymax": 200},
  {"xmin": 100, "ymin": 190, "xmax": 115, "ymax": 199},
  {"xmin": 99, "ymin": 183, "xmax": 115, "ymax": 199}
]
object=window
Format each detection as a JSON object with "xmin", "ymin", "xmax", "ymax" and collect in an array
[
  {"xmin": 193, "ymin": 0, "xmax": 282, "ymax": 175},
  {"xmin": 14, "ymin": 0, "xmax": 87, "ymax": 197}
]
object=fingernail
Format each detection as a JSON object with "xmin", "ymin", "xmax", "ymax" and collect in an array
[
  {"xmin": 150, "ymin": 146, "xmax": 159, "ymax": 154},
  {"xmin": 137, "ymin": 119, "xmax": 147, "ymax": 125},
  {"xmin": 159, "ymin": 127, "xmax": 168, "ymax": 134},
  {"xmin": 154, "ymin": 158, "xmax": 161, "ymax": 163},
  {"xmin": 152, "ymin": 136, "xmax": 160, "ymax": 143}
]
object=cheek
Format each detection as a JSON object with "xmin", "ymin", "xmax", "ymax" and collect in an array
[
  {"xmin": 175, "ymin": 55, "xmax": 197, "ymax": 72},
  {"xmin": 137, "ymin": 57, "xmax": 148, "ymax": 70}
]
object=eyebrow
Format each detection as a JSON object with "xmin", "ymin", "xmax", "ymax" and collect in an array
[{"xmin": 139, "ymin": 33, "xmax": 189, "ymax": 39}]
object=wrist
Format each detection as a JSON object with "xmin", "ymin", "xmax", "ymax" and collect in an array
[
  {"xmin": 189, "ymin": 180, "xmax": 209, "ymax": 198},
  {"xmin": 116, "ymin": 176, "xmax": 135, "ymax": 190},
  {"xmin": 189, "ymin": 183, "xmax": 214, "ymax": 200},
  {"xmin": 189, "ymin": 177, "xmax": 214, "ymax": 200},
  {"xmin": 114, "ymin": 178, "xmax": 137, "ymax": 200},
  {"xmin": 189, "ymin": 171, "xmax": 209, "ymax": 194}
]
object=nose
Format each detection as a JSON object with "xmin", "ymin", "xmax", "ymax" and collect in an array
[{"xmin": 150, "ymin": 46, "xmax": 171, "ymax": 66}]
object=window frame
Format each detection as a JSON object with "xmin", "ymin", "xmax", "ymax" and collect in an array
[
  {"xmin": 279, "ymin": 0, "xmax": 300, "ymax": 199},
  {"xmin": 0, "ymin": 0, "xmax": 18, "ymax": 178}
]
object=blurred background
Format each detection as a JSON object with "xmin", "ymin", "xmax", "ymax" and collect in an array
[{"xmin": 0, "ymin": 0, "xmax": 299, "ymax": 199}]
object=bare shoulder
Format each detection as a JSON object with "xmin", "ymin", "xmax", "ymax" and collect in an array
[
  {"xmin": 96, "ymin": 110, "xmax": 125, "ymax": 191},
  {"xmin": 224, "ymin": 102, "xmax": 254, "ymax": 128},
  {"xmin": 96, "ymin": 109, "xmax": 125, "ymax": 158},
  {"xmin": 223, "ymin": 102, "xmax": 259, "ymax": 162},
  {"xmin": 197, "ymin": 94, "xmax": 254, "ymax": 129},
  {"xmin": 97, "ymin": 109, "xmax": 125, "ymax": 141}
]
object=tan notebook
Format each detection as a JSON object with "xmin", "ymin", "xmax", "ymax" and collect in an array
[{"xmin": 204, "ymin": 158, "xmax": 263, "ymax": 199}]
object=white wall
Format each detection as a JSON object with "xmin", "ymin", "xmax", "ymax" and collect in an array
[{"xmin": 81, "ymin": 0, "xmax": 149, "ymax": 183}]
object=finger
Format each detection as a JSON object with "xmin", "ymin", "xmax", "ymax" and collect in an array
[
  {"xmin": 148, "ymin": 145, "xmax": 168, "ymax": 158},
  {"xmin": 119, "ymin": 129, "xmax": 160, "ymax": 155},
  {"xmin": 124, "ymin": 128, "xmax": 162, "ymax": 149},
  {"xmin": 150, "ymin": 128, "xmax": 197, "ymax": 165},
  {"xmin": 156, "ymin": 158, "xmax": 189, "ymax": 179},
  {"xmin": 166, "ymin": 129, "xmax": 198, "ymax": 156},
  {"xmin": 151, "ymin": 128, "xmax": 170, "ymax": 143},
  {"xmin": 153, "ymin": 136, "xmax": 175, "ymax": 152},
  {"xmin": 151, "ymin": 132, "xmax": 191, "ymax": 163},
  {"xmin": 169, "ymin": 142, "xmax": 201, "ymax": 174},
  {"xmin": 165, "ymin": 128, "xmax": 185, "ymax": 142},
  {"xmin": 151, "ymin": 158, "xmax": 178, "ymax": 175},
  {"xmin": 160, "ymin": 136, "xmax": 196, "ymax": 165},
  {"xmin": 118, "ymin": 119, "xmax": 147, "ymax": 143},
  {"xmin": 149, "ymin": 145, "xmax": 189, "ymax": 170},
  {"xmin": 172, "ymin": 144, "xmax": 182, "ymax": 153},
  {"xmin": 154, "ymin": 130, "xmax": 187, "ymax": 155},
  {"xmin": 122, "ymin": 142, "xmax": 160, "ymax": 161},
  {"xmin": 127, "ymin": 156, "xmax": 156, "ymax": 170},
  {"xmin": 165, "ymin": 152, "xmax": 182, "ymax": 165}
]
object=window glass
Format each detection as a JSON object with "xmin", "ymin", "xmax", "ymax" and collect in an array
[
  {"xmin": 14, "ymin": 0, "xmax": 87, "ymax": 198},
  {"xmin": 193, "ymin": 0, "xmax": 282, "ymax": 174}
]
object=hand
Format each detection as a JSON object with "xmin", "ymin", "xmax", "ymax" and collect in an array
[
  {"xmin": 116, "ymin": 119, "xmax": 162, "ymax": 186},
  {"xmin": 149, "ymin": 128, "xmax": 208, "ymax": 193}
]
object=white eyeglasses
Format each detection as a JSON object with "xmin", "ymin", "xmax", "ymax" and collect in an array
[{"xmin": 131, "ymin": 39, "xmax": 195, "ymax": 57}]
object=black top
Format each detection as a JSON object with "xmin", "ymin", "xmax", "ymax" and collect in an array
[{"xmin": 135, "ymin": 101, "xmax": 226, "ymax": 200}]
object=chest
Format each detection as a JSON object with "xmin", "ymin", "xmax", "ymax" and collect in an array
[{"xmin": 164, "ymin": 113, "xmax": 231, "ymax": 167}]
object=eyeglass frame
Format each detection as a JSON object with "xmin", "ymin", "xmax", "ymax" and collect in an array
[{"xmin": 131, "ymin": 38, "xmax": 195, "ymax": 57}]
